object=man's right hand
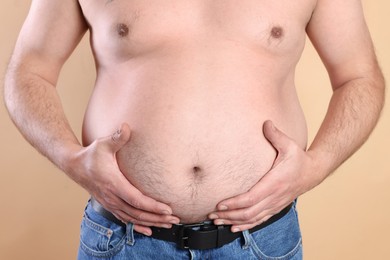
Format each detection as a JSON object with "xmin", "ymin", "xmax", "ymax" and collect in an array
[{"xmin": 68, "ymin": 123, "xmax": 180, "ymax": 236}]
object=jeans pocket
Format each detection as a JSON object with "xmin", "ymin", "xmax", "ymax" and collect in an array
[
  {"xmin": 79, "ymin": 205, "xmax": 127, "ymax": 258},
  {"xmin": 247, "ymin": 206, "xmax": 302, "ymax": 260}
]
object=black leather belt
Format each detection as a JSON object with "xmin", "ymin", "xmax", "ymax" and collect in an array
[{"xmin": 90, "ymin": 198, "xmax": 293, "ymax": 250}]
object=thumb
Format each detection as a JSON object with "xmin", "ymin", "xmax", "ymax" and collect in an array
[
  {"xmin": 263, "ymin": 120, "xmax": 292, "ymax": 154},
  {"xmin": 105, "ymin": 123, "xmax": 131, "ymax": 153}
]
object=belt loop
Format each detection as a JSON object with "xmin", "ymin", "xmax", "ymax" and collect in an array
[
  {"xmin": 293, "ymin": 198, "xmax": 298, "ymax": 209},
  {"xmin": 241, "ymin": 230, "xmax": 251, "ymax": 250},
  {"xmin": 216, "ymin": 225, "xmax": 225, "ymax": 248},
  {"xmin": 189, "ymin": 249, "xmax": 196, "ymax": 260},
  {"xmin": 126, "ymin": 223, "xmax": 135, "ymax": 246},
  {"xmin": 178, "ymin": 225, "xmax": 189, "ymax": 249}
]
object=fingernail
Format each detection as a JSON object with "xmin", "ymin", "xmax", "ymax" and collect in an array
[
  {"xmin": 161, "ymin": 224, "xmax": 172, "ymax": 229},
  {"xmin": 209, "ymin": 214, "xmax": 218, "ymax": 219},
  {"xmin": 215, "ymin": 220, "xmax": 224, "ymax": 225},
  {"xmin": 143, "ymin": 230, "xmax": 152, "ymax": 236},
  {"xmin": 111, "ymin": 130, "xmax": 121, "ymax": 142},
  {"xmin": 162, "ymin": 210, "xmax": 171, "ymax": 215},
  {"xmin": 232, "ymin": 227, "xmax": 240, "ymax": 233},
  {"xmin": 219, "ymin": 205, "xmax": 228, "ymax": 211},
  {"xmin": 270, "ymin": 122, "xmax": 276, "ymax": 131},
  {"xmin": 169, "ymin": 219, "xmax": 180, "ymax": 224}
]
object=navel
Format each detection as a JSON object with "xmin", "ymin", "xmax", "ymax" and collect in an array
[
  {"xmin": 188, "ymin": 166, "xmax": 203, "ymax": 199},
  {"xmin": 116, "ymin": 23, "xmax": 129, "ymax": 37},
  {"xmin": 192, "ymin": 166, "xmax": 202, "ymax": 174},
  {"xmin": 189, "ymin": 165, "xmax": 204, "ymax": 180},
  {"xmin": 270, "ymin": 26, "xmax": 284, "ymax": 39}
]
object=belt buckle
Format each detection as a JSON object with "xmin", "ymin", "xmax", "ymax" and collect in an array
[{"xmin": 178, "ymin": 222, "xmax": 206, "ymax": 249}]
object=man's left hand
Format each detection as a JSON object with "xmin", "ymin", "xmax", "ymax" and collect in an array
[{"xmin": 208, "ymin": 120, "xmax": 317, "ymax": 232}]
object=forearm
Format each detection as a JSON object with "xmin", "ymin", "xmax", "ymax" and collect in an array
[
  {"xmin": 4, "ymin": 65, "xmax": 82, "ymax": 172},
  {"xmin": 307, "ymin": 71, "xmax": 385, "ymax": 188}
]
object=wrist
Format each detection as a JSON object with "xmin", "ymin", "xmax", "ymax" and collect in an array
[
  {"xmin": 55, "ymin": 142, "xmax": 85, "ymax": 180},
  {"xmin": 302, "ymin": 149, "xmax": 333, "ymax": 192}
]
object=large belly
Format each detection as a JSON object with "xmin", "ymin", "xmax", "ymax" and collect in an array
[
  {"xmin": 116, "ymin": 111, "xmax": 277, "ymax": 223},
  {"xmin": 83, "ymin": 52, "xmax": 307, "ymax": 223}
]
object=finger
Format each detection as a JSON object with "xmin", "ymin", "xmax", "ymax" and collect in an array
[
  {"xmin": 215, "ymin": 179, "xmax": 273, "ymax": 211},
  {"xmin": 119, "ymin": 202, "xmax": 180, "ymax": 225},
  {"xmin": 231, "ymin": 223, "xmax": 257, "ymax": 233},
  {"xmin": 212, "ymin": 208, "xmax": 272, "ymax": 226},
  {"xmin": 96, "ymin": 177, "xmax": 179, "ymax": 222},
  {"xmin": 133, "ymin": 225, "xmax": 152, "ymax": 236},
  {"xmin": 231, "ymin": 214, "xmax": 274, "ymax": 233},
  {"xmin": 102, "ymin": 123, "xmax": 131, "ymax": 153},
  {"xmin": 209, "ymin": 206, "xmax": 259, "ymax": 224},
  {"xmin": 114, "ymin": 209, "xmax": 176, "ymax": 229},
  {"xmin": 117, "ymin": 178, "xmax": 175, "ymax": 216},
  {"xmin": 210, "ymin": 196, "xmax": 272, "ymax": 223},
  {"xmin": 263, "ymin": 120, "xmax": 293, "ymax": 154}
]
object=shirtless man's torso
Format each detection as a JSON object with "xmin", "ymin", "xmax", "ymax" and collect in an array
[
  {"xmin": 5, "ymin": 0, "xmax": 385, "ymax": 256},
  {"xmin": 80, "ymin": 0, "xmax": 311, "ymax": 223}
]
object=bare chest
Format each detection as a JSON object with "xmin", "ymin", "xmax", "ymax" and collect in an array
[{"xmin": 78, "ymin": 0, "xmax": 316, "ymax": 63}]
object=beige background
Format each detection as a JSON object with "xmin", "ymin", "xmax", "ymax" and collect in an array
[{"xmin": 1, "ymin": 1, "xmax": 389, "ymax": 259}]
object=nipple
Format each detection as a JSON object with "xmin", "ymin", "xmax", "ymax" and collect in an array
[
  {"xmin": 270, "ymin": 26, "xmax": 283, "ymax": 39},
  {"xmin": 117, "ymin": 23, "xmax": 129, "ymax": 37}
]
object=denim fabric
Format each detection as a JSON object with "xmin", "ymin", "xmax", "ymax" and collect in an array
[{"xmin": 78, "ymin": 201, "xmax": 302, "ymax": 260}]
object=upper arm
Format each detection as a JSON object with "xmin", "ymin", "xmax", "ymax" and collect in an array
[
  {"xmin": 10, "ymin": 0, "xmax": 88, "ymax": 85},
  {"xmin": 306, "ymin": 0, "xmax": 380, "ymax": 90}
]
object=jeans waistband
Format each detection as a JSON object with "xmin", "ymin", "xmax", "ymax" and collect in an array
[{"xmin": 90, "ymin": 197, "xmax": 293, "ymax": 250}]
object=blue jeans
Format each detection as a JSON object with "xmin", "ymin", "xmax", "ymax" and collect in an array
[{"xmin": 78, "ymin": 200, "xmax": 302, "ymax": 259}]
